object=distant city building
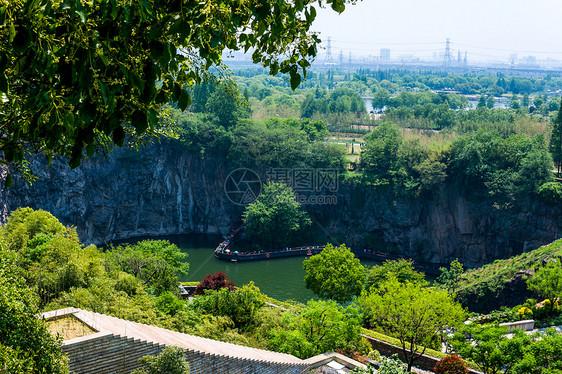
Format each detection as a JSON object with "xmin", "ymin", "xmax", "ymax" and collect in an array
[
  {"xmin": 520, "ymin": 55, "xmax": 539, "ymax": 68},
  {"xmin": 380, "ymin": 48, "xmax": 391, "ymax": 63},
  {"xmin": 509, "ymin": 53, "xmax": 518, "ymax": 66}
]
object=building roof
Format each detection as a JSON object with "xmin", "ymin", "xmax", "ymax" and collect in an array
[{"xmin": 42, "ymin": 308, "xmax": 304, "ymax": 365}]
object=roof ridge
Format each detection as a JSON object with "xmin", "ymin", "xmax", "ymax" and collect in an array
[{"xmin": 66, "ymin": 308, "xmax": 305, "ymax": 365}]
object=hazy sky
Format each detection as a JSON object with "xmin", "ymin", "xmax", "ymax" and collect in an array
[{"xmin": 311, "ymin": 0, "xmax": 562, "ymax": 62}]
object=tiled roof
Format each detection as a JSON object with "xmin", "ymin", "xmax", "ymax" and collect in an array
[{"xmin": 42, "ymin": 308, "xmax": 304, "ymax": 365}]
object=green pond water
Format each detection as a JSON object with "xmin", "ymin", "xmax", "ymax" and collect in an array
[{"xmin": 171, "ymin": 234, "xmax": 385, "ymax": 303}]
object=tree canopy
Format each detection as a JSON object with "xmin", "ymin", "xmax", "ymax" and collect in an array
[
  {"xmin": 267, "ymin": 299, "xmax": 367, "ymax": 359},
  {"xmin": 358, "ymin": 279, "xmax": 465, "ymax": 372},
  {"xmin": 132, "ymin": 346, "xmax": 190, "ymax": 374},
  {"xmin": 0, "ymin": 0, "xmax": 353, "ymax": 179},
  {"xmin": 242, "ymin": 181, "xmax": 311, "ymax": 249},
  {"xmin": 527, "ymin": 259, "xmax": 562, "ymax": 315},
  {"xmin": 106, "ymin": 240, "xmax": 189, "ymax": 295},
  {"xmin": 0, "ymin": 252, "xmax": 68, "ymax": 373},
  {"xmin": 451, "ymin": 323, "xmax": 530, "ymax": 374},
  {"xmin": 303, "ymin": 243, "xmax": 366, "ymax": 303}
]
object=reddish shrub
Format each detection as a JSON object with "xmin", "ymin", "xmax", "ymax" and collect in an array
[
  {"xmin": 434, "ymin": 354, "xmax": 468, "ymax": 374},
  {"xmin": 194, "ymin": 272, "xmax": 235, "ymax": 295}
]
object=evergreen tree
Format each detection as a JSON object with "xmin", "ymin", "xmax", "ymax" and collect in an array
[
  {"xmin": 550, "ymin": 100, "xmax": 562, "ymax": 175},
  {"xmin": 477, "ymin": 95, "xmax": 487, "ymax": 108}
]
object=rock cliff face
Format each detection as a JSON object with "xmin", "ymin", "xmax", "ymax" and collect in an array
[
  {"xmin": 4, "ymin": 141, "xmax": 562, "ymax": 267},
  {"xmin": 6, "ymin": 141, "xmax": 245, "ymax": 244},
  {"xmin": 314, "ymin": 184, "xmax": 562, "ymax": 267}
]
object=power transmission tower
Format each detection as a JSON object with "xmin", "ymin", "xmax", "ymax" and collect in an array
[
  {"xmin": 443, "ymin": 38, "xmax": 452, "ymax": 68},
  {"xmin": 324, "ymin": 36, "xmax": 334, "ymax": 65}
]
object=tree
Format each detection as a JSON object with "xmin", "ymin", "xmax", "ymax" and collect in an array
[
  {"xmin": 267, "ymin": 299, "xmax": 366, "ymax": 359},
  {"xmin": 437, "ymin": 259, "xmax": 464, "ymax": 294},
  {"xmin": 549, "ymin": 100, "xmax": 562, "ymax": 175},
  {"xmin": 0, "ymin": 0, "xmax": 351, "ymax": 178},
  {"xmin": 0, "ymin": 253, "xmax": 69, "ymax": 373},
  {"xmin": 486, "ymin": 95, "xmax": 495, "ymax": 109},
  {"xmin": 358, "ymin": 279, "xmax": 465, "ymax": 372},
  {"xmin": 194, "ymin": 272, "xmax": 235, "ymax": 295},
  {"xmin": 204, "ymin": 86, "xmax": 247, "ymax": 129},
  {"xmin": 360, "ymin": 122, "xmax": 403, "ymax": 181},
  {"xmin": 303, "ymin": 243, "xmax": 366, "ymax": 303},
  {"xmin": 106, "ymin": 240, "xmax": 189, "ymax": 295},
  {"xmin": 132, "ymin": 346, "xmax": 189, "ymax": 374},
  {"xmin": 0, "ymin": 207, "xmax": 105, "ymax": 304},
  {"xmin": 364, "ymin": 259, "xmax": 425, "ymax": 291},
  {"xmin": 512, "ymin": 330, "xmax": 562, "ymax": 374},
  {"xmin": 192, "ymin": 282, "xmax": 265, "ymax": 330},
  {"xmin": 451, "ymin": 323, "xmax": 530, "ymax": 374},
  {"xmin": 477, "ymin": 95, "xmax": 487, "ymax": 108},
  {"xmin": 527, "ymin": 259, "xmax": 562, "ymax": 316},
  {"xmin": 510, "ymin": 95, "xmax": 521, "ymax": 109},
  {"xmin": 243, "ymin": 181, "xmax": 311, "ymax": 249},
  {"xmin": 433, "ymin": 354, "xmax": 468, "ymax": 374}
]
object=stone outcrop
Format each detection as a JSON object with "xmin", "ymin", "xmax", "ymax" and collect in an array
[
  {"xmin": 6, "ymin": 141, "xmax": 244, "ymax": 244},
  {"xmin": 4, "ymin": 141, "xmax": 562, "ymax": 267}
]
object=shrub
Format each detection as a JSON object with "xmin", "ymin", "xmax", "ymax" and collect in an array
[
  {"xmin": 434, "ymin": 354, "xmax": 469, "ymax": 374},
  {"xmin": 517, "ymin": 307, "xmax": 533, "ymax": 320},
  {"xmin": 132, "ymin": 346, "xmax": 189, "ymax": 374},
  {"xmin": 537, "ymin": 182, "xmax": 562, "ymax": 203},
  {"xmin": 194, "ymin": 272, "xmax": 235, "ymax": 295}
]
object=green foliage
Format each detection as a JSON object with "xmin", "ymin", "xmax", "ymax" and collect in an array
[
  {"xmin": 106, "ymin": 240, "xmax": 188, "ymax": 295},
  {"xmin": 360, "ymin": 122, "xmax": 403, "ymax": 182},
  {"xmin": 243, "ymin": 181, "xmax": 311, "ymax": 249},
  {"xmin": 455, "ymin": 240, "xmax": 562, "ymax": 312},
  {"xmin": 155, "ymin": 291, "xmax": 185, "ymax": 316},
  {"xmin": 0, "ymin": 254, "xmax": 68, "ymax": 373},
  {"xmin": 511, "ymin": 329, "xmax": 562, "ymax": 374},
  {"xmin": 377, "ymin": 355, "xmax": 409, "ymax": 374},
  {"xmin": 301, "ymin": 88, "xmax": 366, "ymax": 118},
  {"xmin": 449, "ymin": 129, "xmax": 553, "ymax": 199},
  {"xmin": 550, "ymin": 101, "xmax": 562, "ymax": 175},
  {"xmin": 204, "ymin": 86, "xmax": 249, "ymax": 129},
  {"xmin": 228, "ymin": 119, "xmax": 345, "ymax": 169},
  {"xmin": 302, "ymin": 243, "xmax": 366, "ymax": 303},
  {"xmin": 1, "ymin": 208, "xmax": 105, "ymax": 304},
  {"xmin": 174, "ymin": 111, "xmax": 232, "ymax": 157},
  {"xmin": 1, "ymin": 207, "xmax": 67, "ymax": 253},
  {"xmin": 351, "ymin": 354, "xmax": 408, "ymax": 374},
  {"xmin": 192, "ymin": 282, "xmax": 265, "ymax": 330},
  {"xmin": 132, "ymin": 346, "xmax": 189, "ymax": 374},
  {"xmin": 267, "ymin": 299, "xmax": 367, "ymax": 359},
  {"xmin": 537, "ymin": 182, "xmax": 562, "ymax": 203},
  {"xmin": 357, "ymin": 279, "xmax": 466, "ymax": 372},
  {"xmin": 0, "ymin": 0, "xmax": 350, "ymax": 174},
  {"xmin": 434, "ymin": 354, "xmax": 469, "ymax": 374},
  {"xmin": 437, "ymin": 259, "xmax": 464, "ymax": 294},
  {"xmin": 365, "ymin": 259, "xmax": 426, "ymax": 291},
  {"xmin": 451, "ymin": 323, "xmax": 530, "ymax": 374},
  {"xmin": 527, "ymin": 259, "xmax": 562, "ymax": 316}
]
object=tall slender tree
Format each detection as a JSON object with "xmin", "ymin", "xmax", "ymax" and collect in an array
[{"xmin": 549, "ymin": 100, "xmax": 562, "ymax": 176}]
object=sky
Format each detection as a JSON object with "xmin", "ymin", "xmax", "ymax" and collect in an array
[{"xmin": 310, "ymin": 0, "xmax": 562, "ymax": 63}]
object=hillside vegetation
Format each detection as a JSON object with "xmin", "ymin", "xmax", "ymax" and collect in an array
[{"xmin": 456, "ymin": 238, "xmax": 562, "ymax": 311}]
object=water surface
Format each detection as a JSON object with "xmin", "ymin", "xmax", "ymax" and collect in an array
[{"xmin": 174, "ymin": 234, "xmax": 383, "ymax": 303}]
